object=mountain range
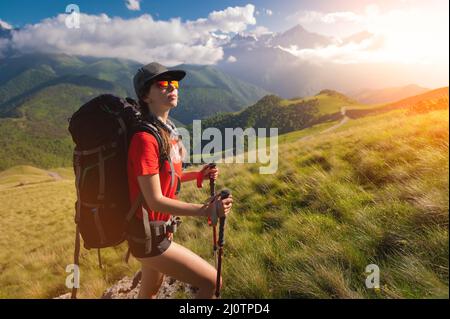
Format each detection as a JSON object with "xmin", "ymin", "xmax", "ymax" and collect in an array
[
  {"xmin": 0, "ymin": 52, "xmax": 268, "ymax": 170},
  {"xmin": 0, "ymin": 53, "xmax": 269, "ymax": 124},
  {"xmin": 0, "ymin": 21, "xmax": 447, "ymax": 171},
  {"xmin": 215, "ymin": 24, "xmax": 445, "ymax": 98},
  {"xmin": 2, "ymin": 22, "xmax": 446, "ymax": 99}
]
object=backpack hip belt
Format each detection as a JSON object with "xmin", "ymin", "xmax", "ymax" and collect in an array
[{"xmin": 130, "ymin": 208, "xmax": 182, "ymax": 254}]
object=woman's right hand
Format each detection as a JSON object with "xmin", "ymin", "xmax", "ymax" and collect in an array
[{"xmin": 205, "ymin": 194, "xmax": 233, "ymax": 218}]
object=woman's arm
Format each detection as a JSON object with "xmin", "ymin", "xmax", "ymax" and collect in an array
[
  {"xmin": 181, "ymin": 165, "xmax": 218, "ymax": 183},
  {"xmin": 180, "ymin": 171, "xmax": 199, "ymax": 182},
  {"xmin": 137, "ymin": 172, "xmax": 233, "ymax": 218},
  {"xmin": 138, "ymin": 173, "xmax": 209, "ymax": 217}
]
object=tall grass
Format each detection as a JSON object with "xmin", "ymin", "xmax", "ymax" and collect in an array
[
  {"xmin": 180, "ymin": 108, "xmax": 448, "ymax": 299},
  {"xmin": 0, "ymin": 108, "xmax": 448, "ymax": 298},
  {"xmin": 0, "ymin": 171, "xmax": 139, "ymax": 298}
]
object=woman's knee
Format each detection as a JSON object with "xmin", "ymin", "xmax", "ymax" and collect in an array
[{"xmin": 198, "ymin": 273, "xmax": 222, "ymax": 292}]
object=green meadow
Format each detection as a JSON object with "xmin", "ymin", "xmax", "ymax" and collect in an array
[{"xmin": 0, "ymin": 105, "xmax": 448, "ymax": 298}]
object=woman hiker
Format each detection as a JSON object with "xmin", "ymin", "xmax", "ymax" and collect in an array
[{"xmin": 127, "ymin": 62, "xmax": 233, "ymax": 299}]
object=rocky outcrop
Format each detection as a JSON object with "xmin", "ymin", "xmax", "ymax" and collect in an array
[
  {"xmin": 102, "ymin": 272, "xmax": 197, "ymax": 299},
  {"xmin": 56, "ymin": 271, "xmax": 197, "ymax": 299}
]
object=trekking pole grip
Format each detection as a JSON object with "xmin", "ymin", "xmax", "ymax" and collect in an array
[
  {"xmin": 208, "ymin": 163, "xmax": 216, "ymax": 197},
  {"xmin": 218, "ymin": 189, "xmax": 231, "ymax": 246}
]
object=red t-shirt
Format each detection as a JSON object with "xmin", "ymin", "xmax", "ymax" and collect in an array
[{"xmin": 127, "ymin": 131, "xmax": 183, "ymax": 221}]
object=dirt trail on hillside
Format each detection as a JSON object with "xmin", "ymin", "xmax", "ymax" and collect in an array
[
  {"xmin": 298, "ymin": 106, "xmax": 349, "ymax": 142},
  {"xmin": 47, "ymin": 171, "xmax": 63, "ymax": 180}
]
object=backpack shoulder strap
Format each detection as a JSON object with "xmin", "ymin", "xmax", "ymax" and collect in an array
[
  {"xmin": 133, "ymin": 121, "xmax": 175, "ymax": 190},
  {"xmin": 133, "ymin": 122, "xmax": 165, "ymax": 164}
]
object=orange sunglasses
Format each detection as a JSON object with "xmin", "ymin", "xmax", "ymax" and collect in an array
[{"xmin": 155, "ymin": 80, "xmax": 179, "ymax": 89}]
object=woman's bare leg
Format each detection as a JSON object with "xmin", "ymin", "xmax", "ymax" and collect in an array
[
  {"xmin": 137, "ymin": 266, "xmax": 164, "ymax": 299},
  {"xmin": 137, "ymin": 241, "xmax": 221, "ymax": 299}
]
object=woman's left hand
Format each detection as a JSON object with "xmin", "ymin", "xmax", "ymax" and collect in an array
[{"xmin": 201, "ymin": 164, "xmax": 219, "ymax": 181}]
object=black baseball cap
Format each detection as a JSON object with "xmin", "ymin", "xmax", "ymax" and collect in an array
[{"xmin": 133, "ymin": 62, "xmax": 186, "ymax": 98}]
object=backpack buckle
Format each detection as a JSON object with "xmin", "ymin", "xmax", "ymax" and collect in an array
[{"xmin": 167, "ymin": 217, "xmax": 182, "ymax": 233}]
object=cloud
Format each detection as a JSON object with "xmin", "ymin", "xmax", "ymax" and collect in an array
[
  {"xmin": 4, "ymin": 4, "xmax": 257, "ymax": 65},
  {"xmin": 125, "ymin": 0, "xmax": 141, "ymax": 11},
  {"xmin": 277, "ymin": 33, "xmax": 386, "ymax": 65},
  {"xmin": 287, "ymin": 9, "xmax": 365, "ymax": 38},
  {"xmin": 284, "ymin": 5, "xmax": 449, "ymax": 67},
  {"xmin": 227, "ymin": 55, "xmax": 237, "ymax": 63},
  {"xmin": 257, "ymin": 8, "xmax": 273, "ymax": 17},
  {"xmin": 189, "ymin": 4, "xmax": 256, "ymax": 33},
  {"xmin": 294, "ymin": 10, "xmax": 362, "ymax": 25},
  {"xmin": 0, "ymin": 19, "xmax": 12, "ymax": 29}
]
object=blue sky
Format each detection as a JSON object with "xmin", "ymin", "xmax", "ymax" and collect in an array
[
  {"xmin": 2, "ymin": 0, "xmax": 278, "ymax": 29},
  {"xmin": 0, "ymin": 0, "xmax": 448, "ymax": 88},
  {"xmin": 1, "ymin": 0, "xmax": 441, "ymax": 33}
]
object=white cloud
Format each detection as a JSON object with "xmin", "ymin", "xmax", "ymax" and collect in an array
[
  {"xmin": 287, "ymin": 10, "xmax": 364, "ymax": 37},
  {"xmin": 256, "ymin": 8, "xmax": 272, "ymax": 17},
  {"xmin": 125, "ymin": 0, "xmax": 141, "ymax": 11},
  {"xmin": 277, "ymin": 34, "xmax": 386, "ymax": 65},
  {"xmin": 284, "ymin": 5, "xmax": 449, "ymax": 67},
  {"xmin": 295, "ymin": 10, "xmax": 362, "ymax": 24},
  {"xmin": 0, "ymin": 19, "xmax": 12, "ymax": 29},
  {"xmin": 4, "ymin": 4, "xmax": 257, "ymax": 65},
  {"xmin": 227, "ymin": 55, "xmax": 237, "ymax": 63},
  {"xmin": 189, "ymin": 4, "xmax": 256, "ymax": 33}
]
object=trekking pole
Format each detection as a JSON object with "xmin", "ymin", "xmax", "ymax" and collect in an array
[
  {"xmin": 208, "ymin": 163, "xmax": 218, "ymax": 268},
  {"xmin": 215, "ymin": 189, "xmax": 231, "ymax": 298}
]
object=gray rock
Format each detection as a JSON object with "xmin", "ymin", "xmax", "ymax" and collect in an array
[
  {"xmin": 55, "ymin": 271, "xmax": 198, "ymax": 299},
  {"xmin": 101, "ymin": 271, "xmax": 198, "ymax": 299}
]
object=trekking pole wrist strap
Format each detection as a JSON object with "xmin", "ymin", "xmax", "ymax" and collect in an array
[
  {"xmin": 202, "ymin": 195, "xmax": 218, "ymax": 225},
  {"xmin": 196, "ymin": 171, "xmax": 204, "ymax": 188}
]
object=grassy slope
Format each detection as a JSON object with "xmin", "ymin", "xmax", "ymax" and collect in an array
[
  {"xmin": 181, "ymin": 108, "xmax": 448, "ymax": 299},
  {"xmin": 0, "ymin": 165, "xmax": 55, "ymax": 190},
  {"xmin": 188, "ymin": 91, "xmax": 365, "ymax": 162},
  {"xmin": 0, "ymin": 106, "xmax": 447, "ymax": 298},
  {"xmin": 0, "ymin": 83, "xmax": 115, "ymax": 171},
  {"xmin": 0, "ymin": 54, "xmax": 269, "ymax": 125},
  {"xmin": 196, "ymin": 90, "xmax": 365, "ymax": 143},
  {"xmin": 346, "ymin": 87, "xmax": 449, "ymax": 119},
  {"xmin": 349, "ymin": 85, "xmax": 429, "ymax": 105},
  {"xmin": 0, "ymin": 54, "xmax": 272, "ymax": 171},
  {"xmin": 282, "ymin": 92, "xmax": 363, "ymax": 116},
  {"xmin": 384, "ymin": 87, "xmax": 448, "ymax": 109}
]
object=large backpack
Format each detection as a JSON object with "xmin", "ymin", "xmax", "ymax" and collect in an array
[{"xmin": 68, "ymin": 94, "xmax": 174, "ymax": 298}]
